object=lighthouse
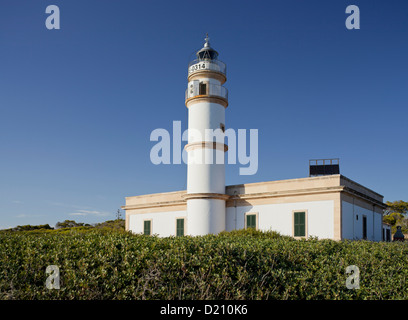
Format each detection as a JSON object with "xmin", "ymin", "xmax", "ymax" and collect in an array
[
  {"xmin": 184, "ymin": 34, "xmax": 229, "ymax": 235},
  {"xmin": 124, "ymin": 35, "xmax": 387, "ymax": 242}
]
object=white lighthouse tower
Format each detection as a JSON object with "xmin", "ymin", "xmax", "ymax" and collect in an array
[{"xmin": 184, "ymin": 34, "xmax": 229, "ymax": 236}]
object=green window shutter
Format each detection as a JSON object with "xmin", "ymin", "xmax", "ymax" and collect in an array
[
  {"xmin": 246, "ymin": 214, "xmax": 256, "ymax": 229},
  {"xmin": 294, "ymin": 212, "xmax": 305, "ymax": 237},
  {"xmin": 176, "ymin": 219, "xmax": 184, "ymax": 237},
  {"xmin": 143, "ymin": 220, "xmax": 151, "ymax": 235}
]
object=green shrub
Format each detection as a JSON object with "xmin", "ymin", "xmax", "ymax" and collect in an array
[{"xmin": 0, "ymin": 230, "xmax": 407, "ymax": 300}]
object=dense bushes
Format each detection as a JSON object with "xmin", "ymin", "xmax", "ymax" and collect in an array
[
  {"xmin": 0, "ymin": 219, "xmax": 126, "ymax": 235},
  {"xmin": 6, "ymin": 224, "xmax": 54, "ymax": 232},
  {"xmin": 0, "ymin": 229, "xmax": 407, "ymax": 300}
]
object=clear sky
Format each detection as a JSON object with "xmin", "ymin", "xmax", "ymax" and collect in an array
[{"xmin": 1, "ymin": 0, "xmax": 407, "ymax": 229}]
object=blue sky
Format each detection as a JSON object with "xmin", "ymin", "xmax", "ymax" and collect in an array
[{"xmin": 0, "ymin": 0, "xmax": 407, "ymax": 229}]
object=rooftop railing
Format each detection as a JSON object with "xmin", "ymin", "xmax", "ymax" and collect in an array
[{"xmin": 188, "ymin": 59, "xmax": 226, "ymax": 76}]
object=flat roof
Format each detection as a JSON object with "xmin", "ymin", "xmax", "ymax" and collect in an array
[{"xmin": 124, "ymin": 174, "xmax": 385, "ymax": 209}]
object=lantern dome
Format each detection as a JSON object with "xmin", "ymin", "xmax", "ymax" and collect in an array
[{"xmin": 196, "ymin": 33, "xmax": 219, "ymax": 61}]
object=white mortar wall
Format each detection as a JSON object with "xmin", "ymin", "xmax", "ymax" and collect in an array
[
  {"xmin": 128, "ymin": 210, "xmax": 187, "ymax": 237},
  {"xmin": 341, "ymin": 200, "xmax": 382, "ymax": 241},
  {"xmin": 188, "ymin": 103, "xmax": 225, "ymax": 141},
  {"xmin": 374, "ymin": 211, "xmax": 382, "ymax": 241},
  {"xmin": 187, "ymin": 149, "xmax": 225, "ymax": 194},
  {"xmin": 187, "ymin": 199, "xmax": 226, "ymax": 236},
  {"xmin": 226, "ymin": 200, "xmax": 334, "ymax": 239},
  {"xmin": 342, "ymin": 201, "xmax": 354, "ymax": 240}
]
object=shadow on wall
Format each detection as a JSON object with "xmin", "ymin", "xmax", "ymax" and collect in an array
[{"xmin": 227, "ymin": 185, "xmax": 259, "ymax": 231}]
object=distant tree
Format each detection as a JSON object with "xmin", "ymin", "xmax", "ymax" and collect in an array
[
  {"xmin": 385, "ymin": 200, "xmax": 408, "ymax": 216},
  {"xmin": 13, "ymin": 224, "xmax": 53, "ymax": 231},
  {"xmin": 55, "ymin": 220, "xmax": 85, "ymax": 229},
  {"xmin": 116, "ymin": 209, "xmax": 122, "ymax": 220},
  {"xmin": 384, "ymin": 200, "xmax": 408, "ymax": 234},
  {"xmin": 383, "ymin": 212, "xmax": 404, "ymax": 226},
  {"xmin": 94, "ymin": 219, "xmax": 125, "ymax": 231},
  {"xmin": 400, "ymin": 219, "xmax": 408, "ymax": 233}
]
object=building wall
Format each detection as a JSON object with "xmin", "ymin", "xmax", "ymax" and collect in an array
[
  {"xmin": 123, "ymin": 175, "xmax": 386, "ymax": 241},
  {"xmin": 382, "ymin": 224, "xmax": 392, "ymax": 242},
  {"xmin": 226, "ymin": 200, "xmax": 335, "ymax": 239},
  {"xmin": 128, "ymin": 210, "xmax": 187, "ymax": 237},
  {"xmin": 341, "ymin": 200, "xmax": 383, "ymax": 241}
]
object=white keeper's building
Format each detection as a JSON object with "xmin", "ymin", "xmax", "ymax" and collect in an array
[{"xmin": 122, "ymin": 36, "xmax": 390, "ymax": 241}]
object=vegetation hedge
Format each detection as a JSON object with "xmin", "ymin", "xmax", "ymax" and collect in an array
[{"xmin": 0, "ymin": 229, "xmax": 407, "ymax": 300}]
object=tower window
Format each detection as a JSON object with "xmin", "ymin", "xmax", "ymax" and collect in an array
[
  {"xmin": 199, "ymin": 82, "xmax": 207, "ymax": 95},
  {"xmin": 220, "ymin": 123, "xmax": 225, "ymax": 133}
]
